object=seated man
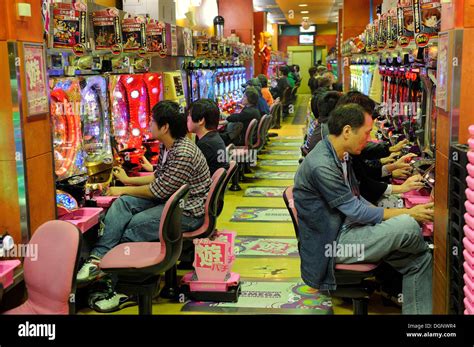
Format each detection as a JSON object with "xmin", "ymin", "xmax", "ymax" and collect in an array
[
  {"xmin": 187, "ymin": 98, "xmax": 230, "ymax": 175},
  {"xmin": 294, "ymin": 104, "xmax": 433, "ymax": 314},
  {"xmin": 219, "ymin": 87, "xmax": 261, "ymax": 146},
  {"xmin": 302, "ymin": 91, "xmax": 341, "ymax": 156},
  {"xmin": 270, "ymin": 65, "xmax": 291, "ymax": 100},
  {"xmin": 257, "ymin": 74, "xmax": 274, "ymax": 107},
  {"xmin": 77, "ymin": 100, "xmax": 211, "ymax": 310},
  {"xmin": 246, "ymin": 79, "xmax": 270, "ymax": 116}
]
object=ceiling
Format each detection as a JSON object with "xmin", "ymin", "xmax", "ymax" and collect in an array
[{"xmin": 253, "ymin": 0, "xmax": 343, "ymax": 25}]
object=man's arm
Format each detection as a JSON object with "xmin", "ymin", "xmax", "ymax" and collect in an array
[
  {"xmin": 123, "ymin": 175, "xmax": 156, "ymax": 186},
  {"xmin": 314, "ymin": 164, "xmax": 384, "ymax": 225},
  {"xmin": 226, "ymin": 108, "xmax": 254, "ymax": 123},
  {"xmin": 112, "ymin": 167, "xmax": 156, "ymax": 186},
  {"xmin": 108, "ymin": 185, "xmax": 155, "ymax": 200}
]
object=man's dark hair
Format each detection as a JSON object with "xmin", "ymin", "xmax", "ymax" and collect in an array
[
  {"xmin": 244, "ymin": 87, "xmax": 259, "ymax": 106},
  {"xmin": 189, "ymin": 99, "xmax": 220, "ymax": 130},
  {"xmin": 152, "ymin": 100, "xmax": 187, "ymax": 138},
  {"xmin": 309, "ymin": 66, "xmax": 318, "ymax": 77},
  {"xmin": 257, "ymin": 74, "xmax": 268, "ymax": 88},
  {"xmin": 336, "ymin": 91, "xmax": 377, "ymax": 117},
  {"xmin": 317, "ymin": 91, "xmax": 342, "ymax": 123},
  {"xmin": 327, "ymin": 104, "xmax": 367, "ymax": 136},
  {"xmin": 279, "ymin": 66, "xmax": 289, "ymax": 76}
]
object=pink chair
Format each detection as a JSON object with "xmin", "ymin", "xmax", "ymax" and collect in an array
[
  {"xmin": 231, "ymin": 118, "xmax": 258, "ymax": 184},
  {"xmin": 160, "ymin": 168, "xmax": 227, "ymax": 299},
  {"xmin": 283, "ymin": 186, "xmax": 380, "ymax": 315},
  {"xmin": 4, "ymin": 220, "xmax": 82, "ymax": 314},
  {"xmin": 253, "ymin": 114, "xmax": 272, "ymax": 152},
  {"xmin": 99, "ymin": 184, "xmax": 190, "ymax": 315}
]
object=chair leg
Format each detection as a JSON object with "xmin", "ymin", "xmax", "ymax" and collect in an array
[
  {"xmin": 244, "ymin": 162, "xmax": 252, "ymax": 174},
  {"xmin": 229, "ymin": 165, "xmax": 242, "ymax": 191},
  {"xmin": 238, "ymin": 165, "xmax": 247, "ymax": 182},
  {"xmin": 160, "ymin": 266, "xmax": 179, "ymax": 300},
  {"xmin": 138, "ymin": 293, "xmax": 153, "ymax": 315},
  {"xmin": 352, "ymin": 298, "xmax": 369, "ymax": 315}
]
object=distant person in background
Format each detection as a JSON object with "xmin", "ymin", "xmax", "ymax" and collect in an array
[
  {"xmin": 308, "ymin": 66, "xmax": 319, "ymax": 94},
  {"xmin": 293, "ymin": 64, "xmax": 301, "ymax": 85},
  {"xmin": 317, "ymin": 59, "xmax": 322, "ymax": 66},
  {"xmin": 323, "ymin": 71, "xmax": 342, "ymax": 91},
  {"xmin": 271, "ymin": 65, "xmax": 291, "ymax": 100},
  {"xmin": 317, "ymin": 65, "xmax": 328, "ymax": 76},
  {"xmin": 316, "ymin": 76, "xmax": 332, "ymax": 91},
  {"xmin": 257, "ymin": 74, "xmax": 274, "ymax": 106},
  {"xmin": 287, "ymin": 65, "xmax": 297, "ymax": 88},
  {"xmin": 301, "ymin": 91, "xmax": 341, "ymax": 156},
  {"xmin": 219, "ymin": 87, "xmax": 261, "ymax": 146},
  {"xmin": 246, "ymin": 79, "xmax": 270, "ymax": 116}
]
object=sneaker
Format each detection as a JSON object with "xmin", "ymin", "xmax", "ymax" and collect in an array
[
  {"xmin": 76, "ymin": 256, "xmax": 103, "ymax": 285},
  {"xmin": 92, "ymin": 292, "xmax": 136, "ymax": 313}
]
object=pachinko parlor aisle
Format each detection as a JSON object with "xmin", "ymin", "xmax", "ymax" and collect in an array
[{"xmin": 1, "ymin": 0, "xmax": 474, "ymax": 344}]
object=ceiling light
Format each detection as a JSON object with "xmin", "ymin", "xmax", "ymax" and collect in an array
[
  {"xmin": 299, "ymin": 4, "xmax": 308, "ymax": 6},
  {"xmin": 301, "ymin": 11, "xmax": 309, "ymax": 14}
]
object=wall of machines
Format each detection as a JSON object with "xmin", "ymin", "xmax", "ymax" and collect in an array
[
  {"xmin": 45, "ymin": 1, "xmax": 255, "ymax": 220},
  {"xmin": 342, "ymin": 0, "xmax": 473, "ymax": 312}
]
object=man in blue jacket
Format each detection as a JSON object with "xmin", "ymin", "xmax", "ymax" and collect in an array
[{"xmin": 293, "ymin": 103, "xmax": 433, "ymax": 314}]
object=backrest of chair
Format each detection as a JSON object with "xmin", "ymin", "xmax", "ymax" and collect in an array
[
  {"xmin": 23, "ymin": 220, "xmax": 82, "ymax": 314},
  {"xmin": 182, "ymin": 168, "xmax": 226, "ymax": 239},
  {"xmin": 263, "ymin": 113, "xmax": 273, "ymax": 135},
  {"xmin": 216, "ymin": 160, "xmax": 237, "ymax": 216},
  {"xmin": 159, "ymin": 184, "xmax": 190, "ymax": 263},
  {"xmin": 282, "ymin": 186, "xmax": 299, "ymax": 241},
  {"xmin": 291, "ymin": 86, "xmax": 298, "ymax": 97},
  {"xmin": 282, "ymin": 87, "xmax": 292, "ymax": 104},
  {"xmin": 270, "ymin": 102, "xmax": 282, "ymax": 127},
  {"xmin": 244, "ymin": 118, "xmax": 258, "ymax": 148},
  {"xmin": 254, "ymin": 114, "xmax": 270, "ymax": 149}
]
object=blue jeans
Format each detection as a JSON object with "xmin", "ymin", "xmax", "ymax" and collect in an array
[
  {"xmin": 335, "ymin": 214, "xmax": 432, "ymax": 314},
  {"xmin": 91, "ymin": 195, "xmax": 204, "ymax": 258}
]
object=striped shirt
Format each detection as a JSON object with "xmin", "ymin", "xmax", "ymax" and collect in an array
[{"xmin": 149, "ymin": 137, "xmax": 211, "ymax": 218}]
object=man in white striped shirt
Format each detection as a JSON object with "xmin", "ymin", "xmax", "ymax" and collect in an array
[{"xmin": 76, "ymin": 101, "xmax": 211, "ymax": 312}]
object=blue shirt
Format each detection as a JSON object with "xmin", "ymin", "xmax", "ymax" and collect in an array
[{"xmin": 293, "ymin": 137, "xmax": 384, "ymax": 290}]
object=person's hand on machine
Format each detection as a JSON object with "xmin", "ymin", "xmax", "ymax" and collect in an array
[
  {"xmin": 385, "ymin": 153, "xmax": 416, "ymax": 174},
  {"xmin": 389, "ymin": 138, "xmax": 409, "ymax": 153},
  {"xmin": 380, "ymin": 152, "xmax": 399, "ymax": 165},
  {"xmin": 112, "ymin": 166, "xmax": 130, "ymax": 184},
  {"xmin": 407, "ymin": 202, "xmax": 434, "ymax": 223},
  {"xmin": 392, "ymin": 168, "xmax": 412, "ymax": 179},
  {"xmin": 139, "ymin": 156, "xmax": 154, "ymax": 172},
  {"xmin": 399, "ymin": 174, "xmax": 425, "ymax": 193}
]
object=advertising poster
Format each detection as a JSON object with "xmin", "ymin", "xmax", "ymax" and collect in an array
[{"xmin": 23, "ymin": 43, "xmax": 49, "ymax": 117}]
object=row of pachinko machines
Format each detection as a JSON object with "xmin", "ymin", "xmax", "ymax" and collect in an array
[
  {"xmin": 51, "ymin": 72, "xmax": 171, "ymax": 215},
  {"xmin": 187, "ymin": 66, "xmax": 246, "ymax": 114}
]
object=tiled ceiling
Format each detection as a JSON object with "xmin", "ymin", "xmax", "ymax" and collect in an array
[
  {"xmin": 254, "ymin": 0, "xmax": 342, "ymax": 25},
  {"xmin": 253, "ymin": 0, "xmax": 289, "ymax": 24}
]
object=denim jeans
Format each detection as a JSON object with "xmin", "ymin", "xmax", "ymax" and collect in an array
[
  {"xmin": 91, "ymin": 195, "xmax": 204, "ymax": 258},
  {"xmin": 335, "ymin": 214, "xmax": 432, "ymax": 314}
]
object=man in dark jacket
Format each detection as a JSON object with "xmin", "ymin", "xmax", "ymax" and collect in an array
[
  {"xmin": 294, "ymin": 103, "xmax": 433, "ymax": 314},
  {"xmin": 271, "ymin": 65, "xmax": 291, "ymax": 100},
  {"xmin": 219, "ymin": 87, "xmax": 261, "ymax": 146}
]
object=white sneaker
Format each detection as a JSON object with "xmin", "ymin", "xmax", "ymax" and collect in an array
[
  {"xmin": 76, "ymin": 256, "xmax": 102, "ymax": 284},
  {"xmin": 93, "ymin": 292, "xmax": 136, "ymax": 313}
]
